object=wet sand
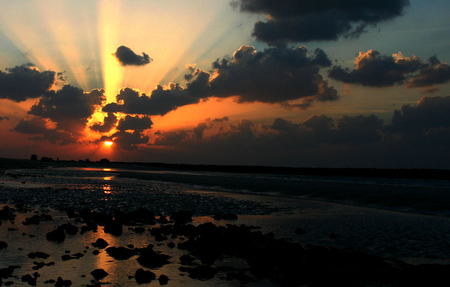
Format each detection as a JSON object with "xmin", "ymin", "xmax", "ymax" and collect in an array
[{"xmin": 1, "ymin": 158, "xmax": 450, "ymax": 286}]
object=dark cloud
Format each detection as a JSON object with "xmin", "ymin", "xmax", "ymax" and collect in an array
[
  {"xmin": 209, "ymin": 45, "xmax": 338, "ymax": 106},
  {"xmin": 329, "ymin": 51, "xmax": 450, "ymax": 91},
  {"xmin": 102, "ymin": 86, "xmax": 200, "ymax": 116},
  {"xmin": 12, "ymin": 85, "xmax": 106, "ymax": 144},
  {"xmin": 13, "ymin": 117, "xmax": 74, "ymax": 144},
  {"xmin": 90, "ymin": 112, "xmax": 118, "ymax": 133},
  {"xmin": 193, "ymin": 122, "xmax": 208, "ymax": 139},
  {"xmin": 116, "ymin": 115, "xmax": 153, "ymax": 131},
  {"xmin": 112, "ymin": 46, "xmax": 152, "ymax": 66},
  {"xmin": 335, "ymin": 114, "xmax": 384, "ymax": 144},
  {"xmin": 407, "ymin": 57, "xmax": 450, "ymax": 88},
  {"xmin": 0, "ymin": 64, "xmax": 55, "ymax": 102},
  {"xmin": 105, "ymin": 46, "xmax": 337, "ymax": 116},
  {"xmin": 233, "ymin": 0, "xmax": 410, "ymax": 43},
  {"xmin": 153, "ymin": 130, "xmax": 188, "ymax": 146},
  {"xmin": 108, "ymin": 130, "xmax": 150, "ymax": 151},
  {"xmin": 28, "ymin": 85, "xmax": 105, "ymax": 138},
  {"xmin": 328, "ymin": 50, "xmax": 422, "ymax": 87},
  {"xmin": 391, "ymin": 95, "xmax": 450, "ymax": 132}
]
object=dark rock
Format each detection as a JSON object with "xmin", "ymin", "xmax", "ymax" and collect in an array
[
  {"xmin": 80, "ymin": 221, "xmax": 98, "ymax": 234},
  {"xmin": 134, "ymin": 268, "xmax": 156, "ymax": 284},
  {"xmin": 180, "ymin": 254, "xmax": 195, "ymax": 265},
  {"xmin": 46, "ymin": 228, "xmax": 66, "ymax": 242},
  {"xmin": 133, "ymin": 227, "xmax": 145, "ymax": 234},
  {"xmin": 21, "ymin": 274, "xmax": 37, "ymax": 286},
  {"xmin": 170, "ymin": 211, "xmax": 192, "ymax": 224},
  {"xmin": 90, "ymin": 269, "xmax": 108, "ymax": 280},
  {"xmin": 91, "ymin": 238, "xmax": 109, "ymax": 249},
  {"xmin": 106, "ymin": 246, "xmax": 135, "ymax": 260},
  {"xmin": 0, "ymin": 265, "xmax": 20, "ymax": 279},
  {"xmin": 179, "ymin": 265, "xmax": 218, "ymax": 279},
  {"xmin": 104, "ymin": 222, "xmax": 122, "ymax": 236},
  {"xmin": 130, "ymin": 208, "xmax": 156, "ymax": 224},
  {"xmin": 158, "ymin": 215, "xmax": 168, "ymax": 224},
  {"xmin": 27, "ymin": 252, "xmax": 50, "ymax": 259},
  {"xmin": 295, "ymin": 228, "xmax": 306, "ymax": 235},
  {"xmin": 92, "ymin": 250, "xmax": 100, "ymax": 255},
  {"xmin": 55, "ymin": 276, "xmax": 71, "ymax": 287},
  {"xmin": 0, "ymin": 241, "xmax": 7, "ymax": 249},
  {"xmin": 226, "ymin": 271, "xmax": 253, "ymax": 284},
  {"xmin": 137, "ymin": 250, "xmax": 171, "ymax": 268},
  {"xmin": 22, "ymin": 215, "xmax": 41, "ymax": 225},
  {"xmin": 64, "ymin": 223, "xmax": 78, "ymax": 235},
  {"xmin": 167, "ymin": 242, "xmax": 175, "ymax": 248},
  {"xmin": 158, "ymin": 274, "xmax": 170, "ymax": 285}
]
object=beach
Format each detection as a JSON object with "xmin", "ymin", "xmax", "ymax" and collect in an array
[{"xmin": 1, "ymin": 158, "xmax": 450, "ymax": 286}]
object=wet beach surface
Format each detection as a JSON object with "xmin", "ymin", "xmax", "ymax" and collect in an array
[{"xmin": 1, "ymin": 159, "xmax": 450, "ymax": 286}]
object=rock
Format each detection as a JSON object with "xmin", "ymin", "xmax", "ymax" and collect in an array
[
  {"xmin": 90, "ymin": 269, "xmax": 109, "ymax": 280},
  {"xmin": 0, "ymin": 265, "xmax": 20, "ymax": 279},
  {"xmin": 92, "ymin": 250, "xmax": 100, "ymax": 255},
  {"xmin": 22, "ymin": 215, "xmax": 41, "ymax": 225},
  {"xmin": 180, "ymin": 254, "xmax": 195, "ymax": 264},
  {"xmin": 92, "ymin": 238, "xmax": 109, "ymax": 249},
  {"xmin": 295, "ymin": 228, "xmax": 306, "ymax": 235},
  {"xmin": 179, "ymin": 265, "xmax": 218, "ymax": 279},
  {"xmin": 170, "ymin": 211, "xmax": 192, "ymax": 224},
  {"xmin": 104, "ymin": 222, "xmax": 122, "ymax": 236},
  {"xmin": 130, "ymin": 208, "xmax": 156, "ymax": 224},
  {"xmin": 46, "ymin": 228, "xmax": 66, "ymax": 242},
  {"xmin": 223, "ymin": 213, "xmax": 238, "ymax": 220},
  {"xmin": 133, "ymin": 227, "xmax": 145, "ymax": 234},
  {"xmin": 80, "ymin": 221, "xmax": 98, "ymax": 234},
  {"xmin": 21, "ymin": 274, "xmax": 37, "ymax": 286},
  {"xmin": 158, "ymin": 274, "xmax": 170, "ymax": 285},
  {"xmin": 64, "ymin": 223, "xmax": 78, "ymax": 235},
  {"xmin": 134, "ymin": 268, "xmax": 156, "ymax": 284},
  {"xmin": 55, "ymin": 276, "xmax": 71, "ymax": 287},
  {"xmin": 167, "ymin": 242, "xmax": 175, "ymax": 248},
  {"xmin": 158, "ymin": 215, "xmax": 168, "ymax": 224},
  {"xmin": 106, "ymin": 246, "xmax": 135, "ymax": 260},
  {"xmin": 0, "ymin": 241, "xmax": 7, "ymax": 249},
  {"xmin": 137, "ymin": 250, "xmax": 171, "ymax": 268},
  {"xmin": 27, "ymin": 252, "xmax": 50, "ymax": 259},
  {"xmin": 226, "ymin": 271, "xmax": 253, "ymax": 285}
]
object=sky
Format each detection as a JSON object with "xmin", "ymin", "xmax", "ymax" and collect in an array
[{"xmin": 1, "ymin": 0, "xmax": 450, "ymax": 168}]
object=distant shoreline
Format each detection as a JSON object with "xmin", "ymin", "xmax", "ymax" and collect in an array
[{"xmin": 1, "ymin": 157, "xmax": 449, "ymax": 180}]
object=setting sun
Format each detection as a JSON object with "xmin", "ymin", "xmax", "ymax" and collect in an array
[{"xmin": 104, "ymin": 141, "xmax": 113, "ymax": 146}]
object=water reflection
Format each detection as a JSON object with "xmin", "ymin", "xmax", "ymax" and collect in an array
[{"xmin": 103, "ymin": 176, "xmax": 113, "ymax": 194}]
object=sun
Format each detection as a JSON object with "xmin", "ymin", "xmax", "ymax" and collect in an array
[{"xmin": 104, "ymin": 141, "xmax": 113, "ymax": 146}]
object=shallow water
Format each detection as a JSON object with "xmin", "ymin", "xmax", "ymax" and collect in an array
[{"xmin": 1, "ymin": 166, "xmax": 450, "ymax": 285}]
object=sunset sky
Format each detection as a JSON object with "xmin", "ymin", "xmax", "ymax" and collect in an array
[{"xmin": 1, "ymin": 0, "xmax": 450, "ymax": 168}]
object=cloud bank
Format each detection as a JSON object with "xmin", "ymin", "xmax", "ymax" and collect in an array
[
  {"xmin": 0, "ymin": 64, "xmax": 55, "ymax": 102},
  {"xmin": 232, "ymin": 0, "xmax": 410, "ymax": 43}
]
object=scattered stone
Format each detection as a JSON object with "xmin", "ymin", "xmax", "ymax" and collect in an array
[
  {"xmin": 46, "ymin": 228, "xmax": 66, "ymax": 242},
  {"xmin": 170, "ymin": 211, "xmax": 192, "ymax": 224},
  {"xmin": 134, "ymin": 268, "xmax": 155, "ymax": 284},
  {"xmin": 64, "ymin": 223, "xmax": 78, "ymax": 235},
  {"xmin": 137, "ymin": 249, "xmax": 171, "ymax": 268},
  {"xmin": 133, "ymin": 227, "xmax": 145, "ymax": 234},
  {"xmin": 21, "ymin": 273, "xmax": 38, "ymax": 286},
  {"xmin": 27, "ymin": 252, "xmax": 50, "ymax": 259},
  {"xmin": 92, "ymin": 250, "xmax": 100, "ymax": 255},
  {"xmin": 104, "ymin": 222, "xmax": 122, "ymax": 236},
  {"xmin": 106, "ymin": 246, "xmax": 135, "ymax": 260},
  {"xmin": 179, "ymin": 265, "xmax": 218, "ymax": 279},
  {"xmin": 167, "ymin": 242, "xmax": 175, "ymax": 248},
  {"xmin": 55, "ymin": 276, "xmax": 71, "ymax": 287},
  {"xmin": 90, "ymin": 269, "xmax": 109, "ymax": 280},
  {"xmin": 0, "ymin": 265, "xmax": 20, "ymax": 279},
  {"xmin": 92, "ymin": 238, "xmax": 109, "ymax": 249},
  {"xmin": 0, "ymin": 241, "xmax": 7, "ymax": 249},
  {"xmin": 180, "ymin": 254, "xmax": 195, "ymax": 265},
  {"xmin": 158, "ymin": 274, "xmax": 170, "ymax": 285},
  {"xmin": 158, "ymin": 215, "xmax": 168, "ymax": 224}
]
